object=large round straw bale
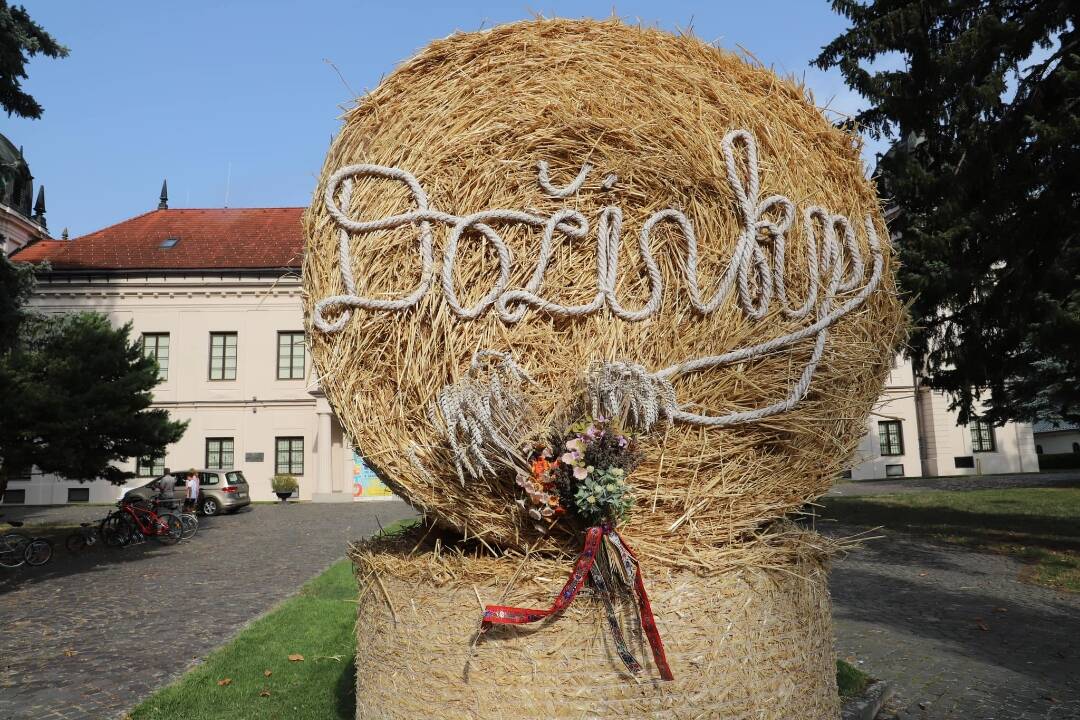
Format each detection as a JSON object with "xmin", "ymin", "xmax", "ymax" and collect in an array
[
  {"xmin": 304, "ymin": 18, "xmax": 903, "ymax": 559},
  {"xmin": 350, "ymin": 528, "xmax": 841, "ymax": 719}
]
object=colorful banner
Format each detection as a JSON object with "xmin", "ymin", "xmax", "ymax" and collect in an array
[{"xmin": 353, "ymin": 451, "xmax": 392, "ymax": 500}]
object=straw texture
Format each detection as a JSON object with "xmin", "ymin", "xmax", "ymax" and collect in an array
[
  {"xmin": 351, "ymin": 526, "xmax": 841, "ymax": 719},
  {"xmin": 303, "ymin": 17, "xmax": 904, "ymax": 560}
]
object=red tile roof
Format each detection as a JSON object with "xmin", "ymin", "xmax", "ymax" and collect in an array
[{"xmin": 10, "ymin": 207, "xmax": 306, "ymax": 270}]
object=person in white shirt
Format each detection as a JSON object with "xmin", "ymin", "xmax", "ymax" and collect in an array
[{"xmin": 184, "ymin": 469, "xmax": 200, "ymax": 513}]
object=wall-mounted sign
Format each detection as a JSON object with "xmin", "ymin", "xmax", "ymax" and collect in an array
[{"xmin": 245, "ymin": 452, "xmax": 264, "ymax": 462}]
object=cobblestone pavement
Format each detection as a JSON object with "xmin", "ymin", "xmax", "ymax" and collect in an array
[
  {"xmin": 0, "ymin": 501, "xmax": 416, "ymax": 720},
  {"xmin": 827, "ymin": 524, "xmax": 1080, "ymax": 720},
  {"xmin": 830, "ymin": 470, "xmax": 1080, "ymax": 497}
]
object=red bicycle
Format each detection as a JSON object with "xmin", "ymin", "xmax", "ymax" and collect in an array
[{"xmin": 100, "ymin": 497, "xmax": 183, "ymax": 547}]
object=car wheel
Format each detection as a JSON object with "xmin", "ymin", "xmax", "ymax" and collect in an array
[{"xmin": 200, "ymin": 497, "xmax": 220, "ymax": 516}]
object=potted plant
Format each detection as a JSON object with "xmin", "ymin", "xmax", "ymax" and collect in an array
[{"xmin": 271, "ymin": 474, "xmax": 299, "ymax": 503}]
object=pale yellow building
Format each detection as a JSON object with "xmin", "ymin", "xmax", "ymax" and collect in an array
[
  {"xmin": 845, "ymin": 355, "xmax": 1038, "ymax": 479},
  {"xmin": 7, "ymin": 201, "xmax": 387, "ymax": 505}
]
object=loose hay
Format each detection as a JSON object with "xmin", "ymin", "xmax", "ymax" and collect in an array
[
  {"xmin": 351, "ymin": 526, "xmax": 841, "ymax": 719},
  {"xmin": 303, "ymin": 17, "xmax": 905, "ymax": 560}
]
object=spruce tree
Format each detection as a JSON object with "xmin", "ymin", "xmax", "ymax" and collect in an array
[{"xmin": 815, "ymin": 0, "xmax": 1080, "ymax": 424}]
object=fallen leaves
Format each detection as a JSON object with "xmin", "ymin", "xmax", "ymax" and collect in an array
[
  {"xmin": 287, "ymin": 653, "xmax": 304, "ymax": 662},
  {"xmin": 62, "ymin": 649, "xmax": 77, "ymax": 657},
  {"xmin": 976, "ymin": 618, "xmax": 990, "ymax": 632},
  {"xmin": 264, "ymin": 669, "xmax": 273, "ymax": 677},
  {"xmin": 217, "ymin": 678, "xmax": 232, "ymax": 687},
  {"xmin": 259, "ymin": 689, "xmax": 271, "ymax": 697}
]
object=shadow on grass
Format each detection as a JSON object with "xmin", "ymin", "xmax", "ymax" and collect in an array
[
  {"xmin": 334, "ymin": 656, "xmax": 356, "ymax": 720},
  {"xmin": 818, "ymin": 497, "xmax": 1080, "ymax": 553}
]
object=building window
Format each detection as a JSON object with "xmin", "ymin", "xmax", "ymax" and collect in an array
[
  {"xmin": 209, "ymin": 332, "xmax": 238, "ymax": 380},
  {"xmin": 878, "ymin": 420, "xmax": 904, "ymax": 456},
  {"xmin": 885, "ymin": 464, "xmax": 904, "ymax": 477},
  {"xmin": 67, "ymin": 488, "xmax": 90, "ymax": 503},
  {"xmin": 1036, "ymin": 445, "xmax": 1043, "ymax": 454},
  {"xmin": 277, "ymin": 332, "xmax": 306, "ymax": 380},
  {"xmin": 1, "ymin": 489, "xmax": 26, "ymax": 504},
  {"xmin": 1073, "ymin": 442, "xmax": 1080, "ymax": 453},
  {"xmin": 136, "ymin": 456, "xmax": 165, "ymax": 477},
  {"xmin": 275, "ymin": 437, "xmax": 304, "ymax": 475},
  {"xmin": 142, "ymin": 333, "xmax": 170, "ymax": 381},
  {"xmin": 205, "ymin": 438, "xmax": 235, "ymax": 469},
  {"xmin": 970, "ymin": 419, "xmax": 996, "ymax": 453},
  {"xmin": 954, "ymin": 455, "xmax": 975, "ymax": 469}
]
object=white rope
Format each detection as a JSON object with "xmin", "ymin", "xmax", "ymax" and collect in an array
[
  {"xmin": 314, "ymin": 129, "xmax": 888, "ymax": 430},
  {"xmin": 536, "ymin": 160, "xmax": 592, "ymax": 197}
]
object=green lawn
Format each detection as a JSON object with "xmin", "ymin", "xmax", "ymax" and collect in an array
[
  {"xmin": 835, "ymin": 659, "xmax": 872, "ymax": 698},
  {"xmin": 129, "ymin": 558, "xmax": 359, "ymax": 720},
  {"xmin": 129, "ymin": 519, "xmax": 417, "ymax": 720},
  {"xmin": 819, "ymin": 487, "xmax": 1080, "ymax": 592}
]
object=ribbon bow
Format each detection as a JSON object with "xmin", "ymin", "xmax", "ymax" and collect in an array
[{"xmin": 481, "ymin": 526, "xmax": 674, "ymax": 681}]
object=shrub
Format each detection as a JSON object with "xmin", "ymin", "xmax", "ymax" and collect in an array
[
  {"xmin": 271, "ymin": 474, "xmax": 299, "ymax": 494},
  {"xmin": 1038, "ymin": 453, "xmax": 1080, "ymax": 470}
]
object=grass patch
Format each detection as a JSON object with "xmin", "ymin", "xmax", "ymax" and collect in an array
[
  {"xmin": 836, "ymin": 659, "xmax": 872, "ymax": 699},
  {"xmin": 129, "ymin": 519, "xmax": 417, "ymax": 720},
  {"xmin": 820, "ymin": 487, "xmax": 1080, "ymax": 592}
]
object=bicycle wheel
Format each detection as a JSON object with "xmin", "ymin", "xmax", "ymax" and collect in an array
[
  {"xmin": 101, "ymin": 513, "xmax": 132, "ymax": 548},
  {"xmin": 0, "ymin": 533, "xmax": 30, "ymax": 568},
  {"xmin": 153, "ymin": 513, "xmax": 183, "ymax": 545},
  {"xmin": 179, "ymin": 513, "xmax": 198, "ymax": 540},
  {"xmin": 65, "ymin": 533, "xmax": 87, "ymax": 553},
  {"xmin": 24, "ymin": 538, "xmax": 53, "ymax": 566}
]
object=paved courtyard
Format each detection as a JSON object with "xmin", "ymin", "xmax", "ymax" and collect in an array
[
  {"xmin": 0, "ymin": 501, "xmax": 416, "ymax": 720},
  {"xmin": 828, "ymin": 522, "xmax": 1080, "ymax": 719},
  {"xmin": 3, "ymin": 480, "xmax": 1079, "ymax": 720}
]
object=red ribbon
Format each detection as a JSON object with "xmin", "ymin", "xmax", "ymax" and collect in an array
[{"xmin": 481, "ymin": 526, "xmax": 674, "ymax": 681}]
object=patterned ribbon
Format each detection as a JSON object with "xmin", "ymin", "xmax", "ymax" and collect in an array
[{"xmin": 481, "ymin": 526, "xmax": 674, "ymax": 681}]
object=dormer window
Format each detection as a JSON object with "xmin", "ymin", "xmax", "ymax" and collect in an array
[{"xmin": 160, "ymin": 237, "xmax": 179, "ymax": 248}]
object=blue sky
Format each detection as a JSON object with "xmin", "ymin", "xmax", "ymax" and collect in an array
[{"xmin": 5, "ymin": 1, "xmax": 880, "ymax": 238}]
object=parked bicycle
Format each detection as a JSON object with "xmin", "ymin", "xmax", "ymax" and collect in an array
[
  {"xmin": 178, "ymin": 511, "xmax": 198, "ymax": 541},
  {"xmin": 0, "ymin": 517, "xmax": 54, "ymax": 568},
  {"xmin": 100, "ymin": 498, "xmax": 182, "ymax": 547},
  {"xmin": 65, "ymin": 522, "xmax": 101, "ymax": 553}
]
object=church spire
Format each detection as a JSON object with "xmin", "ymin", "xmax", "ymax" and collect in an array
[
  {"xmin": 33, "ymin": 185, "xmax": 46, "ymax": 228},
  {"xmin": 158, "ymin": 179, "xmax": 169, "ymax": 210}
]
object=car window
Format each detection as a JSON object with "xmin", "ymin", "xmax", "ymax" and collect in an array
[
  {"xmin": 200, "ymin": 472, "xmax": 218, "ymax": 486},
  {"xmin": 225, "ymin": 471, "xmax": 246, "ymax": 485},
  {"xmin": 175, "ymin": 478, "xmax": 186, "ymax": 488}
]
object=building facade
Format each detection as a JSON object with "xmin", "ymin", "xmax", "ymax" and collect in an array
[
  {"xmin": 1032, "ymin": 421, "xmax": 1080, "ymax": 456},
  {"xmin": 6, "ymin": 203, "xmax": 390, "ymax": 505},
  {"xmin": 845, "ymin": 356, "xmax": 1038, "ymax": 479},
  {"xmin": 3, "ymin": 200, "xmax": 1040, "ymax": 505},
  {"xmin": 0, "ymin": 132, "xmax": 49, "ymax": 256}
]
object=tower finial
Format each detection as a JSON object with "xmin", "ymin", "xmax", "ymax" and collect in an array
[
  {"xmin": 158, "ymin": 179, "xmax": 169, "ymax": 210},
  {"xmin": 33, "ymin": 185, "xmax": 46, "ymax": 228},
  {"xmin": 61, "ymin": 227, "xmax": 69, "ymax": 241}
]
